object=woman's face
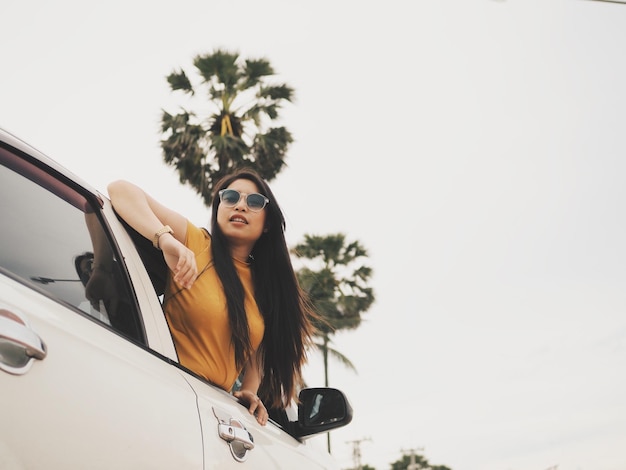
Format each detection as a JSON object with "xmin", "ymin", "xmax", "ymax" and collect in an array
[{"xmin": 216, "ymin": 178, "xmax": 267, "ymax": 251}]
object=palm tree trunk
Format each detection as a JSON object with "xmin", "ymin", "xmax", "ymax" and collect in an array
[{"xmin": 323, "ymin": 334, "xmax": 331, "ymax": 453}]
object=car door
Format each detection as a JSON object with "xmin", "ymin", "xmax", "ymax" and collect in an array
[
  {"xmin": 0, "ymin": 140, "xmax": 203, "ymax": 470},
  {"xmin": 183, "ymin": 373, "xmax": 340, "ymax": 470}
]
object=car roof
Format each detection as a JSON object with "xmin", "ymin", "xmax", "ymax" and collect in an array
[{"xmin": 0, "ymin": 127, "xmax": 103, "ymax": 205}]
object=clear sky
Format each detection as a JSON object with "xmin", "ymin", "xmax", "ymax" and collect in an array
[{"xmin": 2, "ymin": 1, "xmax": 626, "ymax": 469}]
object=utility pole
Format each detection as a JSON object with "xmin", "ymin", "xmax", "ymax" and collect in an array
[
  {"xmin": 346, "ymin": 437, "xmax": 371, "ymax": 470},
  {"xmin": 401, "ymin": 447, "xmax": 425, "ymax": 470}
]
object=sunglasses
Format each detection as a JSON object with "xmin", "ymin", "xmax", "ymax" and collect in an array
[{"xmin": 218, "ymin": 189, "xmax": 269, "ymax": 212}]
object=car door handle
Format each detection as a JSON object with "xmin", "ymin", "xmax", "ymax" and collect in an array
[
  {"xmin": 213, "ymin": 407, "xmax": 255, "ymax": 462},
  {"xmin": 218, "ymin": 420, "xmax": 255, "ymax": 450},
  {"xmin": 0, "ymin": 307, "xmax": 47, "ymax": 375}
]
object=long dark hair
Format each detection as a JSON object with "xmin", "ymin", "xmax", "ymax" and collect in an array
[{"xmin": 210, "ymin": 169, "xmax": 317, "ymax": 409}]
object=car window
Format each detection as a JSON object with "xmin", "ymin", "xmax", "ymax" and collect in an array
[{"xmin": 0, "ymin": 146, "xmax": 145, "ymax": 343}]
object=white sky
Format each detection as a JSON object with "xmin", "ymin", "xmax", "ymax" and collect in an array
[{"xmin": 2, "ymin": 1, "xmax": 626, "ymax": 469}]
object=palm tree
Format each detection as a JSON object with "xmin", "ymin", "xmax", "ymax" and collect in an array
[
  {"xmin": 160, "ymin": 49, "xmax": 294, "ymax": 205},
  {"xmin": 292, "ymin": 233, "xmax": 375, "ymax": 452}
]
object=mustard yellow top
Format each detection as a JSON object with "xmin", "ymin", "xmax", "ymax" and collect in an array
[{"xmin": 163, "ymin": 222, "xmax": 265, "ymax": 391}]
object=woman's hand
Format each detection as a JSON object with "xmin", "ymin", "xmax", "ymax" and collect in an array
[
  {"xmin": 159, "ymin": 234, "xmax": 197, "ymax": 289},
  {"xmin": 233, "ymin": 389, "xmax": 268, "ymax": 426}
]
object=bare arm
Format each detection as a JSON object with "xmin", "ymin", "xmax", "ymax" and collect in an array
[
  {"xmin": 107, "ymin": 180, "xmax": 197, "ymax": 289},
  {"xmin": 234, "ymin": 352, "xmax": 268, "ymax": 426}
]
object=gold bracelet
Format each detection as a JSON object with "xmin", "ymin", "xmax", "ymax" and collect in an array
[{"xmin": 153, "ymin": 225, "xmax": 174, "ymax": 250}]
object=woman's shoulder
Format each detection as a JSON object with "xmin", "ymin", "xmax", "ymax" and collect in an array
[{"xmin": 186, "ymin": 221, "xmax": 211, "ymax": 250}]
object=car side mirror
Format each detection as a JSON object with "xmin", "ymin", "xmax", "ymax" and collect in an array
[{"xmin": 294, "ymin": 387, "xmax": 353, "ymax": 438}]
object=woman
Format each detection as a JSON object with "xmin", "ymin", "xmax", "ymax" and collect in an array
[{"xmin": 107, "ymin": 169, "xmax": 317, "ymax": 426}]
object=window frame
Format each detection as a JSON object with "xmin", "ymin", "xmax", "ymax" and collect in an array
[{"xmin": 0, "ymin": 143, "xmax": 147, "ymax": 345}]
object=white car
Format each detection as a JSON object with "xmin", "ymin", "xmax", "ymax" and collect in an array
[{"xmin": 0, "ymin": 128, "xmax": 352, "ymax": 469}]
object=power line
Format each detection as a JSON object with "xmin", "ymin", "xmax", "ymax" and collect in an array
[{"xmin": 346, "ymin": 437, "xmax": 372, "ymax": 470}]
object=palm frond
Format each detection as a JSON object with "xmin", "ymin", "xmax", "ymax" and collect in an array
[
  {"xmin": 166, "ymin": 69, "xmax": 193, "ymax": 94},
  {"xmin": 312, "ymin": 341, "xmax": 357, "ymax": 373}
]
